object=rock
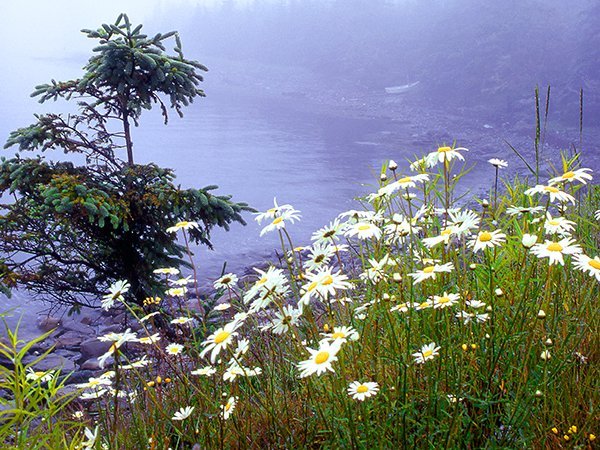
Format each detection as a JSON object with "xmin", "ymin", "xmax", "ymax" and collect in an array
[
  {"xmin": 63, "ymin": 369, "xmax": 96, "ymax": 385},
  {"xmin": 54, "ymin": 331, "xmax": 86, "ymax": 350},
  {"xmin": 30, "ymin": 352, "xmax": 76, "ymax": 374},
  {"xmin": 80, "ymin": 338, "xmax": 111, "ymax": 360},
  {"xmin": 37, "ymin": 316, "xmax": 61, "ymax": 332},
  {"xmin": 60, "ymin": 318, "xmax": 94, "ymax": 335},
  {"xmin": 80, "ymin": 358, "xmax": 103, "ymax": 371},
  {"xmin": 56, "ymin": 384, "xmax": 80, "ymax": 397},
  {"xmin": 99, "ymin": 324, "xmax": 124, "ymax": 334}
]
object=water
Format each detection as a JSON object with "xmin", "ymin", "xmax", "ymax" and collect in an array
[{"xmin": 2, "ymin": 55, "xmax": 599, "ymax": 334}]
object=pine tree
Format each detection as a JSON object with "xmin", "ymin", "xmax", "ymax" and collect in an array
[{"xmin": 0, "ymin": 14, "xmax": 253, "ymax": 310}]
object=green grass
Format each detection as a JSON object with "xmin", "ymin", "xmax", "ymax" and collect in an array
[{"xmin": 2, "ymin": 146, "xmax": 598, "ymax": 449}]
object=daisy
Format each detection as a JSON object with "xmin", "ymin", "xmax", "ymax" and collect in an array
[
  {"xmin": 76, "ymin": 376, "xmax": 113, "ymax": 390},
  {"xmin": 166, "ymin": 287, "xmax": 187, "ymax": 297},
  {"xmin": 80, "ymin": 389, "xmax": 108, "ymax": 400},
  {"xmin": 26, "ymin": 368, "xmax": 54, "ymax": 383},
  {"xmin": 488, "ymin": 158, "xmax": 508, "ymax": 168},
  {"xmin": 166, "ymin": 221, "xmax": 199, "ymax": 233},
  {"xmin": 338, "ymin": 209, "xmax": 379, "ymax": 223},
  {"xmin": 300, "ymin": 267, "xmax": 352, "ymax": 306},
  {"xmin": 432, "ymin": 292, "xmax": 460, "ymax": 309},
  {"xmin": 254, "ymin": 198, "xmax": 296, "ymax": 224},
  {"xmin": 170, "ymin": 317, "xmax": 193, "ymax": 325},
  {"xmin": 408, "ymin": 262, "xmax": 454, "ymax": 285},
  {"xmin": 311, "ymin": 218, "xmax": 346, "ymax": 243},
  {"xmin": 530, "ymin": 238, "xmax": 582, "ymax": 266},
  {"xmin": 221, "ymin": 396, "xmax": 238, "ymax": 420},
  {"xmin": 243, "ymin": 266, "xmax": 289, "ymax": 307},
  {"xmin": 200, "ymin": 319, "xmax": 243, "ymax": 363},
  {"xmin": 153, "ymin": 267, "xmax": 180, "ymax": 275},
  {"xmin": 303, "ymin": 242, "xmax": 335, "ymax": 271},
  {"xmin": 573, "ymin": 253, "xmax": 600, "ymax": 281},
  {"xmin": 297, "ymin": 339, "xmax": 343, "ymax": 378},
  {"xmin": 214, "ymin": 273, "xmax": 239, "ymax": 290},
  {"xmin": 524, "ymin": 185, "xmax": 575, "ymax": 204},
  {"xmin": 360, "ymin": 254, "xmax": 396, "ymax": 283},
  {"xmin": 321, "ymin": 326, "xmax": 359, "ymax": 343},
  {"xmin": 81, "ymin": 426, "xmax": 98, "ymax": 450},
  {"xmin": 390, "ymin": 302, "xmax": 411, "ymax": 313},
  {"xmin": 119, "ymin": 356, "xmax": 150, "ymax": 370},
  {"xmin": 469, "ymin": 229, "xmax": 507, "ymax": 253},
  {"xmin": 543, "ymin": 213, "xmax": 576, "ymax": 236},
  {"xmin": 595, "ymin": 210, "xmax": 600, "ymax": 221},
  {"xmin": 455, "ymin": 310, "xmax": 475, "ymax": 324},
  {"xmin": 259, "ymin": 208, "xmax": 302, "ymax": 236},
  {"xmin": 97, "ymin": 329, "xmax": 139, "ymax": 368},
  {"xmin": 166, "ymin": 343, "xmax": 184, "ymax": 356},
  {"xmin": 466, "ymin": 299, "xmax": 486, "ymax": 309},
  {"xmin": 422, "ymin": 227, "xmax": 457, "ymax": 248},
  {"xmin": 412, "ymin": 342, "xmax": 441, "ymax": 364},
  {"xmin": 214, "ymin": 303, "xmax": 231, "ymax": 311},
  {"xmin": 138, "ymin": 333, "xmax": 161, "ymax": 344},
  {"xmin": 506, "ymin": 205, "xmax": 545, "ymax": 217},
  {"xmin": 101, "ymin": 280, "xmax": 130, "ymax": 310},
  {"xmin": 267, "ymin": 305, "xmax": 301, "ymax": 335},
  {"xmin": 380, "ymin": 174, "xmax": 430, "ymax": 196},
  {"xmin": 347, "ymin": 381, "xmax": 379, "ymax": 401},
  {"xmin": 425, "ymin": 146, "xmax": 468, "ymax": 167},
  {"xmin": 521, "ymin": 233, "xmax": 538, "ymax": 248},
  {"xmin": 548, "ymin": 168, "xmax": 593, "ymax": 185},
  {"xmin": 172, "ymin": 406, "xmax": 195, "ymax": 421},
  {"xmin": 448, "ymin": 209, "xmax": 480, "ymax": 235},
  {"xmin": 191, "ymin": 366, "xmax": 217, "ymax": 376},
  {"xmin": 415, "ymin": 299, "xmax": 433, "ymax": 310},
  {"xmin": 345, "ymin": 221, "xmax": 382, "ymax": 240}
]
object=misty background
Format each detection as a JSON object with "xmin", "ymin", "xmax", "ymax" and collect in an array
[{"xmin": 1, "ymin": 0, "xmax": 599, "ymax": 313}]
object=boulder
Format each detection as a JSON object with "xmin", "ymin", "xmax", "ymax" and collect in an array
[
  {"xmin": 80, "ymin": 338, "xmax": 111, "ymax": 360},
  {"xmin": 37, "ymin": 316, "xmax": 61, "ymax": 332}
]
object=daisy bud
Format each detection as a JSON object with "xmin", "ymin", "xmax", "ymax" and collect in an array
[
  {"xmin": 563, "ymin": 435, "xmax": 570, "ymax": 441},
  {"xmin": 589, "ymin": 434, "xmax": 596, "ymax": 441},
  {"xmin": 461, "ymin": 344, "xmax": 468, "ymax": 351},
  {"xmin": 482, "ymin": 199, "xmax": 490, "ymax": 208},
  {"xmin": 569, "ymin": 425, "xmax": 577, "ymax": 434},
  {"xmin": 470, "ymin": 343, "xmax": 477, "ymax": 350},
  {"xmin": 380, "ymin": 173, "xmax": 388, "ymax": 182},
  {"xmin": 485, "ymin": 333, "xmax": 491, "ymax": 339},
  {"xmin": 389, "ymin": 159, "xmax": 398, "ymax": 171},
  {"xmin": 382, "ymin": 293, "xmax": 390, "ymax": 301},
  {"xmin": 551, "ymin": 427, "xmax": 559, "ymax": 434},
  {"xmin": 323, "ymin": 323, "xmax": 330, "ymax": 332},
  {"xmin": 540, "ymin": 350, "xmax": 551, "ymax": 361},
  {"xmin": 494, "ymin": 288, "xmax": 504, "ymax": 297},
  {"xmin": 535, "ymin": 390, "xmax": 543, "ymax": 398},
  {"xmin": 469, "ymin": 263, "xmax": 477, "ymax": 270},
  {"xmin": 521, "ymin": 233, "xmax": 538, "ymax": 248},
  {"xmin": 486, "ymin": 305, "xmax": 493, "ymax": 312},
  {"xmin": 393, "ymin": 273, "xmax": 402, "ymax": 283},
  {"xmin": 537, "ymin": 309, "xmax": 546, "ymax": 320},
  {"xmin": 544, "ymin": 338, "xmax": 553, "ymax": 347}
]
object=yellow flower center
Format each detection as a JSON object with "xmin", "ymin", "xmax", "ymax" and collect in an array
[
  {"xmin": 544, "ymin": 186, "xmax": 559, "ymax": 193},
  {"xmin": 438, "ymin": 296, "xmax": 450, "ymax": 303},
  {"xmin": 547, "ymin": 242, "xmax": 563, "ymax": 252},
  {"xmin": 441, "ymin": 228, "xmax": 453, "ymax": 236},
  {"xmin": 257, "ymin": 277, "xmax": 268, "ymax": 285},
  {"xmin": 176, "ymin": 221, "xmax": 190, "ymax": 228},
  {"xmin": 548, "ymin": 220, "xmax": 560, "ymax": 226},
  {"xmin": 419, "ymin": 301, "xmax": 429, "ymax": 308},
  {"xmin": 437, "ymin": 146, "xmax": 452, "ymax": 153},
  {"xmin": 398, "ymin": 176, "xmax": 412, "ymax": 183},
  {"xmin": 267, "ymin": 207, "xmax": 277, "ymax": 213},
  {"xmin": 321, "ymin": 275, "xmax": 334, "ymax": 285},
  {"xmin": 214, "ymin": 331, "xmax": 231, "ymax": 344},
  {"xmin": 423, "ymin": 350, "xmax": 433, "ymax": 358},
  {"xmin": 562, "ymin": 171, "xmax": 575, "ymax": 179},
  {"xmin": 315, "ymin": 351, "xmax": 330, "ymax": 364},
  {"xmin": 358, "ymin": 224, "xmax": 371, "ymax": 231},
  {"xmin": 272, "ymin": 217, "xmax": 283, "ymax": 225},
  {"xmin": 225, "ymin": 402, "xmax": 233, "ymax": 411},
  {"xmin": 479, "ymin": 232, "xmax": 492, "ymax": 242},
  {"xmin": 331, "ymin": 332, "xmax": 345, "ymax": 339},
  {"xmin": 356, "ymin": 385, "xmax": 369, "ymax": 393},
  {"xmin": 588, "ymin": 259, "xmax": 600, "ymax": 270},
  {"xmin": 308, "ymin": 281, "xmax": 318, "ymax": 291},
  {"xmin": 423, "ymin": 266, "xmax": 435, "ymax": 273}
]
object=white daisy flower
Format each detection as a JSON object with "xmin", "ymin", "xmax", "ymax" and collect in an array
[
  {"xmin": 530, "ymin": 238, "xmax": 582, "ymax": 265},
  {"xmin": 254, "ymin": 198, "xmax": 296, "ymax": 224},
  {"xmin": 448, "ymin": 209, "xmax": 480, "ymax": 236},
  {"xmin": 170, "ymin": 317, "xmax": 193, "ymax": 325},
  {"xmin": 521, "ymin": 233, "xmax": 538, "ymax": 248},
  {"xmin": 214, "ymin": 273, "xmax": 239, "ymax": 290},
  {"xmin": 199, "ymin": 319, "xmax": 243, "ymax": 363},
  {"xmin": 300, "ymin": 267, "xmax": 352, "ymax": 306},
  {"xmin": 321, "ymin": 326, "xmax": 359, "ymax": 343},
  {"xmin": 243, "ymin": 266, "xmax": 289, "ymax": 308},
  {"xmin": 572, "ymin": 253, "xmax": 600, "ymax": 281},
  {"xmin": 432, "ymin": 292, "xmax": 460, "ymax": 309},
  {"xmin": 488, "ymin": 158, "xmax": 508, "ymax": 168},
  {"xmin": 266, "ymin": 305, "xmax": 302, "ymax": 335},
  {"xmin": 166, "ymin": 343, "xmax": 184, "ymax": 356},
  {"xmin": 101, "ymin": 280, "xmax": 130, "ymax": 310},
  {"xmin": 466, "ymin": 299, "xmax": 486, "ymax": 309},
  {"xmin": 425, "ymin": 146, "xmax": 468, "ymax": 167},
  {"xmin": 469, "ymin": 229, "xmax": 507, "ymax": 253},
  {"xmin": 524, "ymin": 185, "xmax": 575, "ymax": 204},
  {"xmin": 191, "ymin": 366, "xmax": 217, "ymax": 377},
  {"xmin": 138, "ymin": 333, "xmax": 161, "ymax": 344},
  {"xmin": 543, "ymin": 213, "xmax": 576, "ymax": 236},
  {"xmin": 81, "ymin": 426, "xmax": 98, "ymax": 450},
  {"xmin": 412, "ymin": 342, "xmax": 441, "ymax": 364},
  {"xmin": 166, "ymin": 287, "xmax": 188, "ymax": 297},
  {"xmin": 172, "ymin": 406, "xmax": 195, "ymax": 421},
  {"xmin": 166, "ymin": 221, "xmax": 199, "ymax": 233},
  {"xmin": 422, "ymin": 227, "xmax": 457, "ymax": 248},
  {"xmin": 153, "ymin": 267, "xmax": 180, "ymax": 275},
  {"xmin": 26, "ymin": 368, "xmax": 54, "ymax": 383},
  {"xmin": 548, "ymin": 168, "xmax": 593, "ymax": 185},
  {"xmin": 344, "ymin": 221, "xmax": 382, "ymax": 240},
  {"xmin": 259, "ymin": 208, "xmax": 302, "ymax": 237},
  {"xmin": 221, "ymin": 396, "xmax": 238, "ymax": 420},
  {"xmin": 311, "ymin": 218, "xmax": 347, "ymax": 243},
  {"xmin": 408, "ymin": 262, "xmax": 454, "ymax": 285},
  {"xmin": 347, "ymin": 381, "xmax": 380, "ymax": 401},
  {"xmin": 297, "ymin": 339, "xmax": 343, "ymax": 378}
]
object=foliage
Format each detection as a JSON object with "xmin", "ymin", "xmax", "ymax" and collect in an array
[
  {"xmin": 0, "ymin": 317, "xmax": 85, "ymax": 449},
  {"xmin": 0, "ymin": 15, "xmax": 252, "ymax": 308},
  {"xmin": 57, "ymin": 146, "xmax": 598, "ymax": 448}
]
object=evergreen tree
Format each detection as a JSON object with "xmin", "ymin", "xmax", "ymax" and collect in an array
[{"xmin": 0, "ymin": 14, "xmax": 252, "ymax": 309}]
